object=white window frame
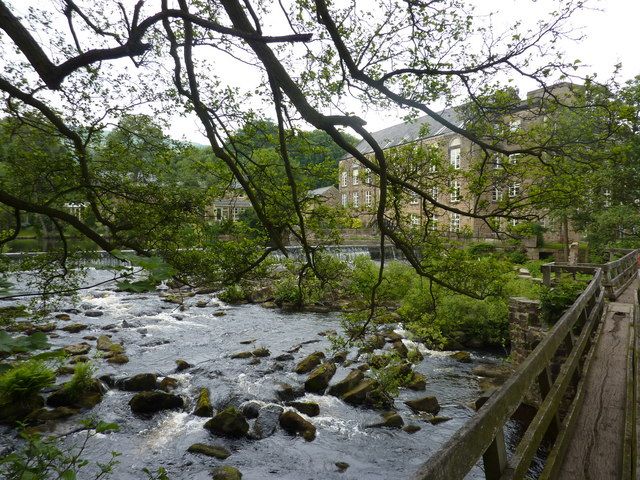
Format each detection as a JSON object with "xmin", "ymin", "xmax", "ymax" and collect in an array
[
  {"xmin": 450, "ymin": 213, "xmax": 461, "ymax": 232},
  {"xmin": 411, "ymin": 214, "xmax": 420, "ymax": 226},
  {"xmin": 493, "ymin": 155, "xmax": 503, "ymax": 169},
  {"xmin": 492, "ymin": 186, "xmax": 502, "ymax": 202},
  {"xmin": 450, "ymin": 180, "xmax": 461, "ymax": 203},
  {"xmin": 508, "ymin": 154, "xmax": 519, "ymax": 165},
  {"xmin": 365, "ymin": 190, "xmax": 372, "ymax": 206},
  {"xmin": 353, "ymin": 191, "xmax": 359, "ymax": 207},
  {"xmin": 431, "ymin": 186, "xmax": 438, "ymax": 201},
  {"xmin": 450, "ymin": 147, "xmax": 461, "ymax": 169},
  {"xmin": 365, "ymin": 168, "xmax": 372, "ymax": 184},
  {"xmin": 509, "ymin": 182, "xmax": 521, "ymax": 198},
  {"xmin": 341, "ymin": 193, "xmax": 347, "ymax": 207},
  {"xmin": 341, "ymin": 171, "xmax": 348, "ymax": 187},
  {"xmin": 352, "ymin": 167, "xmax": 360, "ymax": 186},
  {"xmin": 410, "ymin": 192, "xmax": 419, "ymax": 205}
]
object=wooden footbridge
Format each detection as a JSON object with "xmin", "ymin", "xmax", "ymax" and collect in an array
[{"xmin": 413, "ymin": 248, "xmax": 640, "ymax": 480}]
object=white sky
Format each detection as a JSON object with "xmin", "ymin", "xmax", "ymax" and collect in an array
[{"xmin": 167, "ymin": 0, "xmax": 640, "ymax": 143}]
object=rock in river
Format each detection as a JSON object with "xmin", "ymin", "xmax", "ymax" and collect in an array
[
  {"xmin": 187, "ymin": 443, "xmax": 230, "ymax": 459},
  {"xmin": 63, "ymin": 343, "xmax": 91, "ymax": 356},
  {"xmin": 294, "ymin": 351, "xmax": 325, "ymax": 374},
  {"xmin": 304, "ymin": 362, "xmax": 336, "ymax": 394},
  {"xmin": 366, "ymin": 411, "xmax": 404, "ymax": 429},
  {"xmin": 211, "ymin": 466, "xmax": 242, "ymax": 480},
  {"xmin": 285, "ymin": 401, "xmax": 320, "ymax": 417},
  {"xmin": 404, "ymin": 396, "xmax": 440, "ymax": 415},
  {"xmin": 253, "ymin": 404, "xmax": 284, "ymax": 439},
  {"xmin": 279, "ymin": 410, "xmax": 316, "ymax": 441},
  {"xmin": 327, "ymin": 369, "xmax": 364, "ymax": 398},
  {"xmin": 204, "ymin": 407, "xmax": 249, "ymax": 438},
  {"xmin": 117, "ymin": 373, "xmax": 158, "ymax": 392},
  {"xmin": 129, "ymin": 391, "xmax": 184, "ymax": 414},
  {"xmin": 61, "ymin": 323, "xmax": 88, "ymax": 333},
  {"xmin": 450, "ymin": 351, "xmax": 471, "ymax": 363},
  {"xmin": 193, "ymin": 387, "xmax": 213, "ymax": 417}
]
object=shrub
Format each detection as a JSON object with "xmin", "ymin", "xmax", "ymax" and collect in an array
[
  {"xmin": 540, "ymin": 278, "xmax": 585, "ymax": 324},
  {"xmin": 507, "ymin": 250, "xmax": 529, "ymax": 264},
  {"xmin": 63, "ymin": 362, "xmax": 95, "ymax": 400},
  {"xmin": 468, "ymin": 243, "xmax": 497, "ymax": 256},
  {"xmin": 218, "ymin": 284, "xmax": 246, "ymax": 303},
  {"xmin": 273, "ymin": 274, "xmax": 302, "ymax": 305},
  {"xmin": 368, "ymin": 353, "xmax": 414, "ymax": 397},
  {"xmin": 0, "ymin": 360, "xmax": 55, "ymax": 402}
]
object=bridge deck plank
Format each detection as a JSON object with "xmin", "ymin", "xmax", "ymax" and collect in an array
[{"xmin": 554, "ymin": 279, "xmax": 637, "ymax": 480}]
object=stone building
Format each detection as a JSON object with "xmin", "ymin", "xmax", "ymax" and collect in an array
[{"xmin": 338, "ymin": 85, "xmax": 581, "ymax": 244}]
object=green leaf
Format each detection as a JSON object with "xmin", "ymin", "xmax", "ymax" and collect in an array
[
  {"xmin": 95, "ymin": 421, "xmax": 120, "ymax": 433},
  {"xmin": 0, "ymin": 331, "xmax": 51, "ymax": 353}
]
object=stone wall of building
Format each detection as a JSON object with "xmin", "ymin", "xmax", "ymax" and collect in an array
[{"xmin": 508, "ymin": 297, "xmax": 546, "ymax": 364}]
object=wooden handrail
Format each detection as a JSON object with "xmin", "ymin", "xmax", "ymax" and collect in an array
[{"xmin": 412, "ymin": 269, "xmax": 605, "ymax": 480}]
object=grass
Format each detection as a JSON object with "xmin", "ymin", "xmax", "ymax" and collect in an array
[{"xmin": 0, "ymin": 360, "xmax": 56, "ymax": 402}]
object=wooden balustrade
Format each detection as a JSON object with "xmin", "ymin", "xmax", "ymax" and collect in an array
[{"xmin": 413, "ymin": 248, "xmax": 640, "ymax": 480}]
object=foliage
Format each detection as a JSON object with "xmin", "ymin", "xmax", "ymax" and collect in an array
[
  {"xmin": 0, "ymin": 420, "xmax": 120, "ymax": 480},
  {"xmin": 540, "ymin": 278, "xmax": 586, "ymax": 324},
  {"xmin": 62, "ymin": 362, "xmax": 95, "ymax": 401},
  {"xmin": 368, "ymin": 353, "xmax": 414, "ymax": 397},
  {"xmin": 0, "ymin": 360, "xmax": 55, "ymax": 402},
  {"xmin": 0, "ymin": 305, "xmax": 28, "ymax": 326},
  {"xmin": 467, "ymin": 243, "xmax": 497, "ymax": 257},
  {"xmin": 114, "ymin": 252, "xmax": 177, "ymax": 293},
  {"xmin": 0, "ymin": 332, "xmax": 50, "ymax": 355},
  {"xmin": 218, "ymin": 284, "xmax": 246, "ymax": 304}
]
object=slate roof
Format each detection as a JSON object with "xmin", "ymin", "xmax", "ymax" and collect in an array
[
  {"xmin": 307, "ymin": 186, "xmax": 337, "ymax": 197},
  {"xmin": 352, "ymin": 107, "xmax": 461, "ymax": 155}
]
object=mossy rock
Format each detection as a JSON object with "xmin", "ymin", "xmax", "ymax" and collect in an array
[
  {"xmin": 96, "ymin": 335, "xmax": 114, "ymax": 351},
  {"xmin": 407, "ymin": 372, "xmax": 427, "ymax": 391},
  {"xmin": 294, "ymin": 351, "xmax": 325, "ymax": 374},
  {"xmin": 369, "ymin": 354, "xmax": 393, "ymax": 369},
  {"xmin": 404, "ymin": 396, "xmax": 440, "ymax": 415},
  {"xmin": 106, "ymin": 354, "xmax": 129, "ymax": 364},
  {"xmin": 279, "ymin": 410, "xmax": 316, "ymax": 441},
  {"xmin": 129, "ymin": 391, "xmax": 184, "ymax": 415},
  {"xmin": 274, "ymin": 382, "xmax": 304, "ymax": 402},
  {"xmin": 341, "ymin": 379, "xmax": 394, "ymax": 410},
  {"xmin": 175, "ymin": 359, "xmax": 191, "ymax": 371},
  {"xmin": 251, "ymin": 347, "xmax": 270, "ymax": 358},
  {"xmin": 26, "ymin": 406, "xmax": 79, "ymax": 422},
  {"xmin": 450, "ymin": 351, "xmax": 471, "ymax": 363},
  {"xmin": 61, "ymin": 323, "xmax": 88, "ymax": 333},
  {"xmin": 429, "ymin": 416, "xmax": 452, "ymax": 425},
  {"xmin": 63, "ymin": 343, "xmax": 91, "ymax": 356},
  {"xmin": 187, "ymin": 443, "xmax": 230, "ymax": 459},
  {"xmin": 327, "ymin": 369, "xmax": 364, "ymax": 398},
  {"xmin": 193, "ymin": 387, "xmax": 213, "ymax": 417},
  {"xmin": 335, "ymin": 462, "xmax": 349, "ymax": 472},
  {"xmin": 285, "ymin": 401, "xmax": 320, "ymax": 417},
  {"xmin": 304, "ymin": 362, "xmax": 336, "ymax": 394},
  {"xmin": 366, "ymin": 411, "xmax": 404, "ymax": 429},
  {"xmin": 392, "ymin": 340, "xmax": 408, "ymax": 358},
  {"xmin": 159, "ymin": 377, "xmax": 179, "ymax": 392},
  {"xmin": 46, "ymin": 380, "xmax": 103, "ymax": 409},
  {"xmin": 0, "ymin": 395, "xmax": 44, "ymax": 425},
  {"xmin": 211, "ymin": 466, "xmax": 242, "ymax": 480},
  {"xmin": 230, "ymin": 351, "xmax": 253, "ymax": 359},
  {"xmin": 204, "ymin": 407, "xmax": 249, "ymax": 438},
  {"xmin": 403, "ymin": 424, "xmax": 422, "ymax": 434},
  {"xmin": 118, "ymin": 373, "xmax": 157, "ymax": 391}
]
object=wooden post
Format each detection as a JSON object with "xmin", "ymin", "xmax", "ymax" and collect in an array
[
  {"xmin": 538, "ymin": 366, "xmax": 561, "ymax": 442},
  {"xmin": 483, "ymin": 429, "xmax": 508, "ymax": 480}
]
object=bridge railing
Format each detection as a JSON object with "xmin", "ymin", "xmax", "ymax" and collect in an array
[
  {"xmin": 412, "ymin": 268, "xmax": 606, "ymax": 480},
  {"xmin": 541, "ymin": 248, "xmax": 639, "ymax": 300}
]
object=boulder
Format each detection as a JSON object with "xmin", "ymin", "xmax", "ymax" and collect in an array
[
  {"xmin": 82, "ymin": 335, "xmax": 97, "ymax": 341},
  {"xmin": 84, "ymin": 310, "xmax": 103, "ymax": 317},
  {"xmin": 63, "ymin": 343, "xmax": 91, "ymax": 356},
  {"xmin": 239, "ymin": 400, "xmax": 264, "ymax": 419},
  {"xmin": 327, "ymin": 369, "xmax": 364, "ymax": 398},
  {"xmin": 204, "ymin": 407, "xmax": 249, "ymax": 438},
  {"xmin": 106, "ymin": 354, "xmax": 129, "ymax": 364},
  {"xmin": 211, "ymin": 466, "xmax": 242, "ymax": 480},
  {"xmin": 341, "ymin": 379, "xmax": 394, "ymax": 410},
  {"xmin": 253, "ymin": 404, "xmax": 284, "ymax": 439},
  {"xmin": 46, "ymin": 380, "xmax": 104, "ymax": 409},
  {"xmin": 193, "ymin": 387, "xmax": 213, "ymax": 417},
  {"xmin": 392, "ymin": 340, "xmax": 409, "ymax": 358},
  {"xmin": 366, "ymin": 411, "xmax": 404, "ymax": 429},
  {"xmin": 175, "ymin": 359, "xmax": 192, "ymax": 371},
  {"xmin": 331, "ymin": 351, "xmax": 348, "ymax": 364},
  {"xmin": 0, "ymin": 395, "xmax": 44, "ymax": 424},
  {"xmin": 335, "ymin": 462, "xmax": 349, "ymax": 472},
  {"xmin": 55, "ymin": 313, "xmax": 71, "ymax": 321},
  {"xmin": 294, "ymin": 351, "xmax": 325, "ymax": 374},
  {"xmin": 230, "ymin": 351, "xmax": 253, "ymax": 359},
  {"xmin": 129, "ymin": 391, "xmax": 183, "ymax": 414},
  {"xmin": 96, "ymin": 335, "xmax": 115, "ymax": 351},
  {"xmin": 159, "ymin": 377, "xmax": 178, "ymax": 392},
  {"xmin": 403, "ymin": 424, "xmax": 422, "ymax": 434},
  {"xmin": 61, "ymin": 323, "xmax": 88, "ymax": 333},
  {"xmin": 407, "ymin": 372, "xmax": 427, "ymax": 391},
  {"xmin": 27, "ymin": 406, "xmax": 79, "ymax": 422},
  {"xmin": 274, "ymin": 353, "xmax": 294, "ymax": 361},
  {"xmin": 118, "ymin": 373, "xmax": 157, "ymax": 392},
  {"xmin": 450, "ymin": 351, "xmax": 471, "ymax": 363},
  {"xmin": 274, "ymin": 383, "xmax": 304, "ymax": 402},
  {"xmin": 429, "ymin": 416, "xmax": 452, "ymax": 425},
  {"xmin": 304, "ymin": 362, "xmax": 336, "ymax": 394},
  {"xmin": 369, "ymin": 354, "xmax": 392, "ymax": 369},
  {"xmin": 251, "ymin": 347, "xmax": 270, "ymax": 357},
  {"xmin": 187, "ymin": 443, "xmax": 230, "ymax": 459},
  {"xmin": 239, "ymin": 339, "xmax": 255, "ymax": 345},
  {"xmin": 404, "ymin": 396, "xmax": 440, "ymax": 415},
  {"xmin": 286, "ymin": 401, "xmax": 320, "ymax": 417},
  {"xmin": 69, "ymin": 355, "xmax": 89, "ymax": 364},
  {"xmin": 279, "ymin": 410, "xmax": 316, "ymax": 441}
]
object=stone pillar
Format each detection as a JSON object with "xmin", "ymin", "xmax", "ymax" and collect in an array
[
  {"xmin": 508, "ymin": 297, "xmax": 544, "ymax": 365},
  {"xmin": 568, "ymin": 242, "xmax": 580, "ymax": 265}
]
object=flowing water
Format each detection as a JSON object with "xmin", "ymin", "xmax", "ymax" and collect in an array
[{"xmin": 0, "ymin": 269, "xmax": 504, "ymax": 480}]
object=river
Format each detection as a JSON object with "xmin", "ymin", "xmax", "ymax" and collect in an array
[{"xmin": 0, "ymin": 269, "xmax": 504, "ymax": 480}]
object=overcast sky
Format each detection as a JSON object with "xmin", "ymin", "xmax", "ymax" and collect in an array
[{"xmin": 166, "ymin": 0, "xmax": 640, "ymax": 143}]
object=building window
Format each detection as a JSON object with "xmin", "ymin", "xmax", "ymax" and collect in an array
[
  {"xmin": 431, "ymin": 186, "xmax": 438, "ymax": 201},
  {"xmin": 449, "ymin": 137, "xmax": 461, "ymax": 169},
  {"xmin": 510, "ymin": 119, "xmax": 522, "ymax": 131},
  {"xmin": 215, "ymin": 208, "xmax": 222, "ymax": 221},
  {"xmin": 410, "ymin": 192, "xmax": 419, "ymax": 205},
  {"xmin": 341, "ymin": 171, "xmax": 348, "ymax": 187},
  {"xmin": 493, "ymin": 155, "xmax": 503, "ymax": 169},
  {"xmin": 450, "ymin": 180, "xmax": 461, "ymax": 203},
  {"xmin": 603, "ymin": 188, "xmax": 611, "ymax": 207},
  {"xmin": 429, "ymin": 163, "xmax": 437, "ymax": 173},
  {"xmin": 352, "ymin": 167, "xmax": 360, "ymax": 185},
  {"xmin": 429, "ymin": 217, "xmax": 438, "ymax": 231},
  {"xmin": 450, "ymin": 213, "xmax": 460, "ymax": 232},
  {"xmin": 365, "ymin": 190, "xmax": 372, "ymax": 206},
  {"xmin": 353, "ymin": 191, "xmax": 359, "ymax": 207},
  {"xmin": 508, "ymin": 183, "xmax": 521, "ymax": 198},
  {"xmin": 492, "ymin": 186, "xmax": 502, "ymax": 202},
  {"xmin": 232, "ymin": 208, "xmax": 241, "ymax": 221},
  {"xmin": 341, "ymin": 193, "xmax": 347, "ymax": 207},
  {"xmin": 411, "ymin": 214, "xmax": 420, "ymax": 226},
  {"xmin": 508, "ymin": 154, "xmax": 519, "ymax": 165},
  {"xmin": 511, "ymin": 218, "xmax": 519, "ymax": 226},
  {"xmin": 365, "ymin": 168, "xmax": 372, "ymax": 184}
]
